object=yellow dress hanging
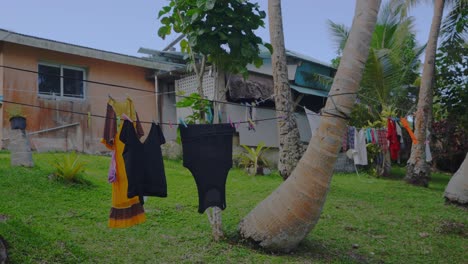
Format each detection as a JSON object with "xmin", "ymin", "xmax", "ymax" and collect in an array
[{"xmin": 101, "ymin": 97, "xmax": 145, "ymax": 228}]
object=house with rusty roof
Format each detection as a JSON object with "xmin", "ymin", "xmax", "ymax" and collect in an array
[
  {"xmin": 0, "ymin": 28, "xmax": 184, "ymax": 152},
  {"xmin": 0, "ymin": 28, "xmax": 335, "ymax": 162}
]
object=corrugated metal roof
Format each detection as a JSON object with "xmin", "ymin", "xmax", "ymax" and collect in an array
[
  {"xmin": 258, "ymin": 45, "xmax": 335, "ymax": 69},
  {"xmin": 290, "ymin": 84, "xmax": 329, "ymax": 98},
  {"xmin": 246, "ymin": 63, "xmax": 297, "ymax": 80},
  {"xmin": 0, "ymin": 28, "xmax": 184, "ymax": 71}
]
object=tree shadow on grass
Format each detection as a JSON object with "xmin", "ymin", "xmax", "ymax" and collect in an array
[
  {"xmin": 0, "ymin": 219, "xmax": 92, "ymax": 263},
  {"xmin": 225, "ymin": 232, "xmax": 383, "ymax": 263}
]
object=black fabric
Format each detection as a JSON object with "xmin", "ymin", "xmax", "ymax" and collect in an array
[
  {"xmin": 180, "ymin": 124, "xmax": 235, "ymax": 213},
  {"xmin": 120, "ymin": 120, "xmax": 167, "ymax": 198}
]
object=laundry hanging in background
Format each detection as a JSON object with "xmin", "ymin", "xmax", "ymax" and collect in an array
[
  {"xmin": 304, "ymin": 107, "xmax": 320, "ymax": 137},
  {"xmin": 371, "ymin": 128, "xmax": 377, "ymax": 144},
  {"xmin": 353, "ymin": 129, "xmax": 368, "ymax": 165},
  {"xmin": 101, "ymin": 97, "xmax": 146, "ymax": 228},
  {"xmin": 180, "ymin": 124, "xmax": 235, "ymax": 213},
  {"xmin": 365, "ymin": 128, "xmax": 372, "ymax": 143},
  {"xmin": 377, "ymin": 128, "xmax": 388, "ymax": 152},
  {"xmin": 400, "ymin": 117, "xmax": 417, "ymax": 144},
  {"xmin": 387, "ymin": 119, "xmax": 400, "ymax": 161},
  {"xmin": 395, "ymin": 121, "xmax": 405, "ymax": 148},
  {"xmin": 348, "ymin": 126, "xmax": 356, "ymax": 149}
]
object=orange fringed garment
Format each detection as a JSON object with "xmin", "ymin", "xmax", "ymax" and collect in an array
[
  {"xmin": 101, "ymin": 97, "xmax": 146, "ymax": 228},
  {"xmin": 400, "ymin": 117, "xmax": 418, "ymax": 145}
]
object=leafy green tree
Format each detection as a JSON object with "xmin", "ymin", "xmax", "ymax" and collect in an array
[
  {"xmin": 434, "ymin": 0, "xmax": 467, "ymax": 130},
  {"xmin": 432, "ymin": 0, "xmax": 467, "ymax": 173},
  {"xmin": 157, "ymin": 0, "xmax": 270, "ymax": 241},
  {"xmin": 158, "ymin": 0, "xmax": 270, "ymax": 77}
]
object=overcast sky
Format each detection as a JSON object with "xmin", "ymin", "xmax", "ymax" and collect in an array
[{"xmin": 0, "ymin": 0, "xmax": 434, "ymax": 64}]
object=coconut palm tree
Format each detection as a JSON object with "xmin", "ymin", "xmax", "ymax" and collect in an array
[
  {"xmin": 397, "ymin": 0, "xmax": 465, "ymax": 186},
  {"xmin": 444, "ymin": 153, "xmax": 468, "ymax": 205},
  {"xmin": 268, "ymin": 0, "xmax": 303, "ymax": 180},
  {"xmin": 328, "ymin": 0, "xmax": 424, "ymax": 176},
  {"xmin": 238, "ymin": 0, "xmax": 382, "ymax": 252}
]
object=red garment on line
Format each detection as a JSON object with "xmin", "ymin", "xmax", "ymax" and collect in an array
[
  {"xmin": 387, "ymin": 119, "xmax": 400, "ymax": 161},
  {"xmin": 371, "ymin": 129, "xmax": 376, "ymax": 144}
]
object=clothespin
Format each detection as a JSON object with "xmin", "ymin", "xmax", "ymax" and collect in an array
[
  {"xmin": 179, "ymin": 118, "xmax": 187, "ymax": 128},
  {"xmin": 87, "ymin": 112, "xmax": 91, "ymax": 128},
  {"xmin": 236, "ymin": 120, "xmax": 241, "ymax": 129},
  {"xmin": 169, "ymin": 120, "xmax": 173, "ymax": 129},
  {"xmin": 205, "ymin": 106, "xmax": 212, "ymax": 123},
  {"xmin": 248, "ymin": 118, "xmax": 255, "ymax": 129},
  {"xmin": 228, "ymin": 116, "xmax": 233, "ymax": 128}
]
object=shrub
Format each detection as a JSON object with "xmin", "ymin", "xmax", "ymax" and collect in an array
[
  {"xmin": 50, "ymin": 152, "xmax": 87, "ymax": 183},
  {"xmin": 235, "ymin": 141, "xmax": 269, "ymax": 175}
]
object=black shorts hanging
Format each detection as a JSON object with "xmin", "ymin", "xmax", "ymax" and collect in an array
[{"xmin": 180, "ymin": 124, "xmax": 235, "ymax": 213}]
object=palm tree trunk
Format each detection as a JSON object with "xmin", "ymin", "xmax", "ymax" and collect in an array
[
  {"xmin": 238, "ymin": 0, "xmax": 381, "ymax": 252},
  {"xmin": 444, "ymin": 153, "xmax": 468, "ymax": 205},
  {"xmin": 269, "ymin": 0, "xmax": 303, "ymax": 180},
  {"xmin": 405, "ymin": 0, "xmax": 445, "ymax": 187}
]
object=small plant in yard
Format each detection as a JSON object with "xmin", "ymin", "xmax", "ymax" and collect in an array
[
  {"xmin": 50, "ymin": 152, "xmax": 87, "ymax": 184},
  {"xmin": 365, "ymin": 143, "xmax": 381, "ymax": 176},
  {"xmin": 5, "ymin": 105, "xmax": 26, "ymax": 119},
  {"xmin": 236, "ymin": 141, "xmax": 270, "ymax": 175}
]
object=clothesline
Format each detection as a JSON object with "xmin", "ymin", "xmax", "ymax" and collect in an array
[
  {"xmin": 1, "ymin": 64, "xmax": 415, "ymax": 120},
  {"xmin": 1, "ymin": 89, "xmax": 352, "ymax": 121},
  {"xmin": 1, "ymin": 99, "xmax": 284, "ymax": 127},
  {"xmin": 1, "ymin": 64, "xmax": 356, "ymax": 119}
]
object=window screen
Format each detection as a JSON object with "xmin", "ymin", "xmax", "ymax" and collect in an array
[
  {"xmin": 38, "ymin": 64, "xmax": 85, "ymax": 99},
  {"xmin": 38, "ymin": 64, "xmax": 61, "ymax": 96},
  {"xmin": 63, "ymin": 68, "xmax": 84, "ymax": 98}
]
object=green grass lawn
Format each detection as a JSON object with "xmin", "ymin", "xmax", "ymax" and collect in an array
[{"xmin": 0, "ymin": 151, "xmax": 466, "ymax": 263}]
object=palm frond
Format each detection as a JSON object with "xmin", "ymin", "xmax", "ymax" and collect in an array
[
  {"xmin": 326, "ymin": 19, "xmax": 350, "ymax": 54},
  {"xmin": 440, "ymin": 0, "xmax": 468, "ymax": 48},
  {"xmin": 392, "ymin": 0, "xmax": 431, "ymax": 18}
]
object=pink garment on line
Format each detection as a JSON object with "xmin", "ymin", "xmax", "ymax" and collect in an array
[{"xmin": 108, "ymin": 150, "xmax": 117, "ymax": 183}]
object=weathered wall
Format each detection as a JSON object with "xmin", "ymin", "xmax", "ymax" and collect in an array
[
  {"xmin": 1, "ymin": 43, "xmax": 157, "ymax": 153},
  {"xmin": 0, "ymin": 43, "xmax": 4, "ymax": 149}
]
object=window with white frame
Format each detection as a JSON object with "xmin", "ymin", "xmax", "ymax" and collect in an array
[{"xmin": 38, "ymin": 63, "xmax": 86, "ymax": 99}]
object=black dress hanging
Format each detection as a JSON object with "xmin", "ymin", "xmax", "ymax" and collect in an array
[{"xmin": 120, "ymin": 120, "xmax": 167, "ymax": 198}]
